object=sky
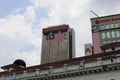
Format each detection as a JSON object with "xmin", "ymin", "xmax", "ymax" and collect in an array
[{"xmin": 0, "ymin": 0, "xmax": 120, "ymax": 70}]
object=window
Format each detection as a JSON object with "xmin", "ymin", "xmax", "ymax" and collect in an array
[
  {"xmin": 111, "ymin": 23, "xmax": 114, "ymax": 28},
  {"xmin": 100, "ymin": 23, "xmax": 119, "ymax": 31},
  {"xmin": 101, "ymin": 32, "xmax": 106, "ymax": 39},
  {"xmin": 106, "ymin": 24, "xmax": 110, "ymax": 29},
  {"xmin": 100, "ymin": 25, "xmax": 105, "ymax": 30},
  {"xmin": 46, "ymin": 32, "xmax": 54, "ymax": 40},
  {"xmin": 106, "ymin": 32, "xmax": 111, "ymax": 38},
  {"xmin": 116, "ymin": 31, "xmax": 120, "ymax": 37},
  {"xmin": 111, "ymin": 31, "xmax": 116, "ymax": 38},
  {"xmin": 115, "ymin": 23, "xmax": 119, "ymax": 28}
]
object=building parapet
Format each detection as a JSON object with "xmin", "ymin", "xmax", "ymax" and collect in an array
[{"xmin": 1, "ymin": 51, "xmax": 120, "ymax": 80}]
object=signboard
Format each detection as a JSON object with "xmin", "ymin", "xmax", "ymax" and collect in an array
[
  {"xmin": 91, "ymin": 14, "xmax": 120, "ymax": 25},
  {"xmin": 94, "ymin": 17, "xmax": 120, "ymax": 25}
]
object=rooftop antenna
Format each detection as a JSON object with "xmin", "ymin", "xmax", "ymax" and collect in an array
[{"xmin": 90, "ymin": 10, "xmax": 99, "ymax": 17}]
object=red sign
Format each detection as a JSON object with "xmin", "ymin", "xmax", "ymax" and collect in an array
[
  {"xmin": 95, "ymin": 17, "xmax": 120, "ymax": 24},
  {"xmin": 43, "ymin": 25, "xmax": 69, "ymax": 33}
]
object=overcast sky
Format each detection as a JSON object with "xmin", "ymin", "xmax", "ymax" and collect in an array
[{"xmin": 0, "ymin": 0, "xmax": 120, "ymax": 69}]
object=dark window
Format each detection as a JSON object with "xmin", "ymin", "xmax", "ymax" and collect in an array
[{"xmin": 46, "ymin": 32, "xmax": 54, "ymax": 40}]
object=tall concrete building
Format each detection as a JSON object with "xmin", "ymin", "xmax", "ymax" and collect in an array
[
  {"xmin": 91, "ymin": 14, "xmax": 120, "ymax": 54},
  {"xmin": 41, "ymin": 24, "xmax": 75, "ymax": 64}
]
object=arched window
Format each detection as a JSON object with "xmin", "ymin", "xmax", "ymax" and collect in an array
[
  {"xmin": 101, "ymin": 32, "xmax": 106, "ymax": 39},
  {"xmin": 106, "ymin": 32, "xmax": 111, "ymax": 38},
  {"xmin": 111, "ymin": 31, "xmax": 116, "ymax": 38},
  {"xmin": 116, "ymin": 31, "xmax": 120, "ymax": 37}
]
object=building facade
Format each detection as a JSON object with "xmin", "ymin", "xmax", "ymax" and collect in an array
[
  {"xmin": 91, "ymin": 14, "xmax": 120, "ymax": 54},
  {"xmin": 1, "ymin": 50, "xmax": 120, "ymax": 80},
  {"xmin": 41, "ymin": 24, "xmax": 75, "ymax": 64}
]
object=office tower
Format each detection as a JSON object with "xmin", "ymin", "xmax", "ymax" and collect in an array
[
  {"xmin": 91, "ymin": 14, "xmax": 120, "ymax": 54},
  {"xmin": 41, "ymin": 24, "xmax": 75, "ymax": 64}
]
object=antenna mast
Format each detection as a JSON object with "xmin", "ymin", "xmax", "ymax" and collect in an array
[{"xmin": 90, "ymin": 10, "xmax": 99, "ymax": 17}]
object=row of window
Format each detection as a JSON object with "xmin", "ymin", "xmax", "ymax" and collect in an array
[
  {"xmin": 99, "ymin": 22, "xmax": 119, "ymax": 30},
  {"xmin": 101, "ymin": 30, "xmax": 120, "ymax": 40},
  {"xmin": 101, "ymin": 39, "xmax": 120, "ymax": 45},
  {"xmin": 100, "ymin": 30, "xmax": 120, "ymax": 45}
]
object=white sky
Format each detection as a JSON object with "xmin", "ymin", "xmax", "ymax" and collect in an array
[{"xmin": 0, "ymin": 0, "xmax": 120, "ymax": 70}]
